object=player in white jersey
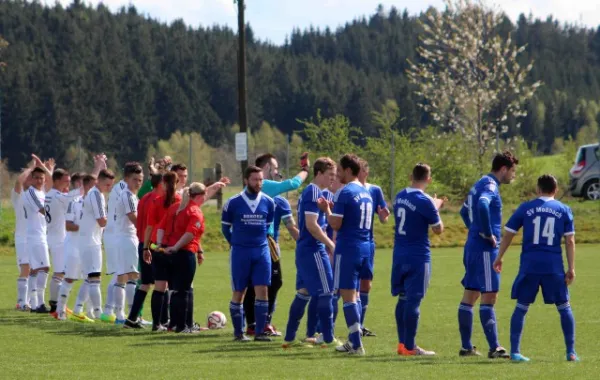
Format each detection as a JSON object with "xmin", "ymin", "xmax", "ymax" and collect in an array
[
  {"xmin": 45, "ymin": 168, "xmax": 82, "ymax": 314},
  {"xmin": 56, "ymin": 174, "xmax": 99, "ymax": 322},
  {"xmin": 22, "ymin": 166, "xmax": 53, "ymax": 313},
  {"xmin": 12, "ymin": 162, "xmax": 36, "ymax": 311},
  {"xmin": 112, "ymin": 163, "xmax": 144, "ymax": 323},
  {"xmin": 78, "ymin": 169, "xmax": 115, "ymax": 319}
]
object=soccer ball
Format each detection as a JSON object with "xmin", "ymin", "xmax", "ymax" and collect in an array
[{"xmin": 207, "ymin": 311, "xmax": 227, "ymax": 329}]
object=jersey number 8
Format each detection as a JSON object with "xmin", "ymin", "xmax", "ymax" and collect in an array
[{"xmin": 44, "ymin": 204, "xmax": 52, "ymax": 224}]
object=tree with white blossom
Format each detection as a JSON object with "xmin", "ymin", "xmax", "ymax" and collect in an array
[{"xmin": 407, "ymin": 0, "xmax": 541, "ymax": 172}]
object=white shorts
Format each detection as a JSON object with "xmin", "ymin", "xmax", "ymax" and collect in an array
[
  {"xmin": 103, "ymin": 235, "xmax": 119, "ymax": 275},
  {"xmin": 80, "ymin": 244, "xmax": 103, "ymax": 275},
  {"xmin": 63, "ymin": 242, "xmax": 83, "ymax": 280},
  {"xmin": 29, "ymin": 240, "xmax": 50, "ymax": 270},
  {"xmin": 15, "ymin": 237, "xmax": 29, "ymax": 267},
  {"xmin": 49, "ymin": 242, "xmax": 65, "ymax": 274},
  {"xmin": 116, "ymin": 235, "xmax": 139, "ymax": 275}
]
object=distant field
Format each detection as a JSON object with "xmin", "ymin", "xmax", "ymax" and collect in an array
[
  {"xmin": 1, "ymin": 187, "xmax": 599, "ymax": 252},
  {"xmin": 0, "ymin": 245, "xmax": 598, "ymax": 379}
]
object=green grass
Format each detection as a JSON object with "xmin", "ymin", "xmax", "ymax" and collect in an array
[{"xmin": 0, "ymin": 244, "xmax": 598, "ymax": 379}]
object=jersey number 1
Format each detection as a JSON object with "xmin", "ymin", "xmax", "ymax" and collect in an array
[
  {"xmin": 532, "ymin": 216, "xmax": 555, "ymax": 245},
  {"xmin": 359, "ymin": 202, "xmax": 373, "ymax": 230}
]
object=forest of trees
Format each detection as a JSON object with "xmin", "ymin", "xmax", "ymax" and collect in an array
[{"xmin": 1, "ymin": 1, "xmax": 600, "ymax": 171}]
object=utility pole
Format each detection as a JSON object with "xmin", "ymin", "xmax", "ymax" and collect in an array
[{"xmin": 236, "ymin": 0, "xmax": 249, "ymax": 174}]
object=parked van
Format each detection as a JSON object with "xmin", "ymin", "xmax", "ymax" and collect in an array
[{"xmin": 569, "ymin": 143, "xmax": 600, "ymax": 200}]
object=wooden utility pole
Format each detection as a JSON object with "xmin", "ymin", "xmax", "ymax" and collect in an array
[{"xmin": 237, "ymin": 0, "xmax": 249, "ymax": 174}]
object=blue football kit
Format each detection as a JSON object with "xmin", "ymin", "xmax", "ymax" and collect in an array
[
  {"xmin": 504, "ymin": 196, "xmax": 577, "ymax": 359},
  {"xmin": 361, "ymin": 183, "xmax": 387, "ymax": 281},
  {"xmin": 221, "ymin": 191, "xmax": 275, "ymax": 292},
  {"xmin": 295, "ymin": 184, "xmax": 334, "ymax": 296},
  {"xmin": 391, "ymin": 187, "xmax": 441, "ymax": 351},
  {"xmin": 391, "ymin": 188, "xmax": 440, "ymax": 300},
  {"xmin": 461, "ymin": 174, "xmax": 503, "ymax": 293},
  {"xmin": 505, "ymin": 197, "xmax": 575, "ymax": 304},
  {"xmin": 332, "ymin": 182, "xmax": 374, "ymax": 291}
]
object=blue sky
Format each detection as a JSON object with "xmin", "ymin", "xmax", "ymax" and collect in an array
[{"xmin": 46, "ymin": 0, "xmax": 599, "ymax": 45}]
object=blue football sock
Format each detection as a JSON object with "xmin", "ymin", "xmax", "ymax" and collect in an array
[
  {"xmin": 458, "ymin": 302, "xmax": 474, "ymax": 350},
  {"xmin": 395, "ymin": 295, "xmax": 407, "ymax": 344},
  {"xmin": 356, "ymin": 297, "xmax": 363, "ymax": 327},
  {"xmin": 510, "ymin": 303, "xmax": 529, "ymax": 354},
  {"xmin": 332, "ymin": 294, "xmax": 340, "ymax": 325},
  {"xmin": 360, "ymin": 292, "xmax": 369, "ymax": 326},
  {"xmin": 317, "ymin": 294, "xmax": 334, "ymax": 343},
  {"xmin": 343, "ymin": 302, "xmax": 362, "ymax": 350},
  {"xmin": 255, "ymin": 299, "xmax": 269, "ymax": 336},
  {"xmin": 404, "ymin": 298, "xmax": 422, "ymax": 350},
  {"xmin": 284, "ymin": 293, "xmax": 310, "ymax": 342},
  {"xmin": 315, "ymin": 319, "xmax": 322, "ymax": 334},
  {"xmin": 557, "ymin": 302, "xmax": 576, "ymax": 354},
  {"xmin": 480, "ymin": 304, "xmax": 500, "ymax": 351},
  {"xmin": 229, "ymin": 301, "xmax": 244, "ymax": 337},
  {"xmin": 306, "ymin": 295, "xmax": 318, "ymax": 337}
]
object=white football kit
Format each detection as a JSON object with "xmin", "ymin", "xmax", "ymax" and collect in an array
[
  {"xmin": 104, "ymin": 180, "xmax": 126, "ymax": 275},
  {"xmin": 63, "ymin": 197, "xmax": 84, "ymax": 280},
  {"xmin": 11, "ymin": 189, "xmax": 28, "ymax": 267},
  {"xmin": 22, "ymin": 187, "xmax": 50, "ymax": 270},
  {"xmin": 79, "ymin": 187, "xmax": 106, "ymax": 275},
  {"xmin": 45, "ymin": 188, "xmax": 80, "ymax": 274},
  {"xmin": 114, "ymin": 188, "xmax": 139, "ymax": 275}
]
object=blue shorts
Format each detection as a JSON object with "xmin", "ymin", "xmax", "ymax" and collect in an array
[
  {"xmin": 511, "ymin": 273, "xmax": 569, "ymax": 304},
  {"xmin": 295, "ymin": 249, "xmax": 334, "ymax": 296},
  {"xmin": 230, "ymin": 245, "xmax": 271, "ymax": 292},
  {"xmin": 333, "ymin": 242, "xmax": 371, "ymax": 291},
  {"xmin": 391, "ymin": 261, "xmax": 431, "ymax": 299},
  {"xmin": 461, "ymin": 241, "xmax": 499, "ymax": 293},
  {"xmin": 359, "ymin": 241, "xmax": 375, "ymax": 281}
]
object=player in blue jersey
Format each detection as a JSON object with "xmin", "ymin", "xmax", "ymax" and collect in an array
[
  {"xmin": 305, "ymin": 169, "xmax": 341, "ymax": 341},
  {"xmin": 357, "ymin": 159, "xmax": 390, "ymax": 336},
  {"xmin": 458, "ymin": 151, "xmax": 519, "ymax": 358},
  {"xmin": 493, "ymin": 175, "xmax": 578, "ymax": 362},
  {"xmin": 319, "ymin": 154, "xmax": 373, "ymax": 356},
  {"xmin": 222, "ymin": 166, "xmax": 276, "ymax": 342},
  {"xmin": 392, "ymin": 163, "xmax": 445, "ymax": 356},
  {"xmin": 282, "ymin": 157, "xmax": 340, "ymax": 349},
  {"xmin": 243, "ymin": 152, "xmax": 309, "ymax": 336}
]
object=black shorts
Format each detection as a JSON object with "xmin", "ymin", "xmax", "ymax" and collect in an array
[
  {"xmin": 152, "ymin": 250, "xmax": 173, "ymax": 282},
  {"xmin": 171, "ymin": 250, "xmax": 196, "ymax": 292},
  {"xmin": 138, "ymin": 243, "xmax": 155, "ymax": 285},
  {"xmin": 272, "ymin": 259, "xmax": 282, "ymax": 282}
]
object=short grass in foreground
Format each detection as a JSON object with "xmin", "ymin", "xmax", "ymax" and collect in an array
[{"xmin": 0, "ymin": 245, "xmax": 598, "ymax": 379}]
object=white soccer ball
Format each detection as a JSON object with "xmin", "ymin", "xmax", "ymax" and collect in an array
[{"xmin": 207, "ymin": 311, "xmax": 227, "ymax": 329}]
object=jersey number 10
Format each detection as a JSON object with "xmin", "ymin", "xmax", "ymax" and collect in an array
[
  {"xmin": 532, "ymin": 216, "xmax": 555, "ymax": 245},
  {"xmin": 359, "ymin": 202, "xmax": 373, "ymax": 230}
]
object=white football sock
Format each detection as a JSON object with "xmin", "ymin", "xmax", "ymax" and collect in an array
[
  {"xmin": 50, "ymin": 275, "xmax": 63, "ymax": 304},
  {"xmin": 88, "ymin": 279, "xmax": 103, "ymax": 317},
  {"xmin": 29, "ymin": 274, "xmax": 39, "ymax": 309},
  {"xmin": 17, "ymin": 278, "xmax": 28, "ymax": 306},
  {"xmin": 103, "ymin": 275, "xmax": 117, "ymax": 315},
  {"xmin": 113, "ymin": 283, "xmax": 126, "ymax": 321},
  {"xmin": 126, "ymin": 281, "xmax": 136, "ymax": 312},
  {"xmin": 74, "ymin": 280, "xmax": 89, "ymax": 315},
  {"xmin": 57, "ymin": 281, "xmax": 73, "ymax": 313},
  {"xmin": 36, "ymin": 271, "xmax": 48, "ymax": 306}
]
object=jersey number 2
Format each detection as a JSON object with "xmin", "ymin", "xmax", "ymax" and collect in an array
[
  {"xmin": 396, "ymin": 207, "xmax": 407, "ymax": 235},
  {"xmin": 532, "ymin": 216, "xmax": 555, "ymax": 245}
]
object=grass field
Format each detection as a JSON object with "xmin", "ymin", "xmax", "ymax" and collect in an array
[{"xmin": 0, "ymin": 244, "xmax": 598, "ymax": 379}]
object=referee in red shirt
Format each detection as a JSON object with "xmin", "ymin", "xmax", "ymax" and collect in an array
[{"xmin": 163, "ymin": 181, "xmax": 229, "ymax": 333}]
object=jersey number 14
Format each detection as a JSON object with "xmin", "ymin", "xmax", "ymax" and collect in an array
[{"xmin": 532, "ymin": 216, "xmax": 555, "ymax": 245}]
